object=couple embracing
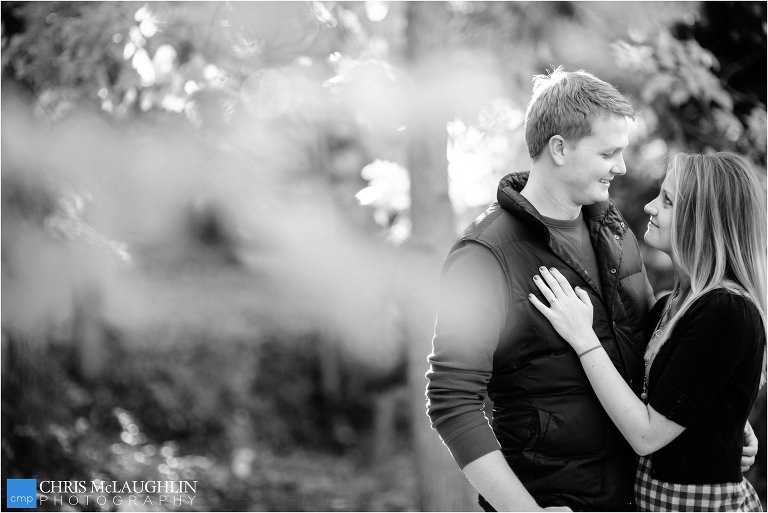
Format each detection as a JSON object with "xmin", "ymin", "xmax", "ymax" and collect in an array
[{"xmin": 426, "ymin": 68, "xmax": 764, "ymax": 512}]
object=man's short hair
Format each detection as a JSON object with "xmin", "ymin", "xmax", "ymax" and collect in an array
[{"xmin": 524, "ymin": 67, "xmax": 635, "ymax": 160}]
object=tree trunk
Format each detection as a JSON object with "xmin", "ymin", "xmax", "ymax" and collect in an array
[{"xmin": 403, "ymin": 3, "xmax": 477, "ymax": 511}]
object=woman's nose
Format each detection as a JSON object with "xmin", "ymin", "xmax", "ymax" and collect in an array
[{"xmin": 644, "ymin": 202, "xmax": 657, "ymax": 216}]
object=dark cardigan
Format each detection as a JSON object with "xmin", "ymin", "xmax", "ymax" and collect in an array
[{"xmin": 646, "ymin": 288, "xmax": 764, "ymax": 484}]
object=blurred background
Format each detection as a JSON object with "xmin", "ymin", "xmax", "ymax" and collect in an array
[{"xmin": 1, "ymin": 1, "xmax": 765, "ymax": 511}]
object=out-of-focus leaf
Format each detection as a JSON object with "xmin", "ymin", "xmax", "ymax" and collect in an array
[{"xmin": 640, "ymin": 72, "xmax": 677, "ymax": 104}]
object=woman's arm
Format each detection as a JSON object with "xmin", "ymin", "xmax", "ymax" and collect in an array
[
  {"xmin": 566, "ymin": 334, "xmax": 685, "ymax": 455},
  {"xmin": 528, "ymin": 267, "xmax": 685, "ymax": 455}
]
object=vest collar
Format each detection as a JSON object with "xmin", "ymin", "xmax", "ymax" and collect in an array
[
  {"xmin": 497, "ymin": 171, "xmax": 633, "ymax": 380},
  {"xmin": 497, "ymin": 170, "xmax": 628, "ymax": 306},
  {"xmin": 497, "ymin": 171, "xmax": 614, "ymax": 225}
]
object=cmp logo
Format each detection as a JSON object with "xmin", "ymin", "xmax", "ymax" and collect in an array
[{"xmin": 6, "ymin": 479, "xmax": 37, "ymax": 509}]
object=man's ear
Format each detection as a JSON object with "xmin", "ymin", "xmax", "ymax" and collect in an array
[{"xmin": 548, "ymin": 135, "xmax": 567, "ymax": 165}]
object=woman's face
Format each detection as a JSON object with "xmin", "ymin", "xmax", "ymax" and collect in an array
[{"xmin": 643, "ymin": 173, "xmax": 676, "ymax": 254}]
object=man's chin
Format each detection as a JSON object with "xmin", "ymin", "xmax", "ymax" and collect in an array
[{"xmin": 588, "ymin": 191, "xmax": 610, "ymax": 204}]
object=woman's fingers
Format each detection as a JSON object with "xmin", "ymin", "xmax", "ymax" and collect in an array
[
  {"xmin": 539, "ymin": 267, "xmax": 567, "ymax": 297},
  {"xmin": 534, "ymin": 266, "xmax": 593, "ymax": 309},
  {"xmin": 528, "ymin": 293, "xmax": 551, "ymax": 317},
  {"xmin": 574, "ymin": 285, "xmax": 592, "ymax": 306},
  {"xmin": 549, "ymin": 268, "xmax": 575, "ymax": 296},
  {"xmin": 533, "ymin": 275, "xmax": 558, "ymax": 305}
]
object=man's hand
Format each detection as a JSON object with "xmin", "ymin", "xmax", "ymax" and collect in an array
[{"xmin": 742, "ymin": 421, "xmax": 758, "ymax": 473}]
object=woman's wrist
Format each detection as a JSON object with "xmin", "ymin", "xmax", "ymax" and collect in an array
[
  {"xmin": 572, "ymin": 333, "xmax": 601, "ymax": 354},
  {"xmin": 577, "ymin": 344, "xmax": 603, "ymax": 358}
]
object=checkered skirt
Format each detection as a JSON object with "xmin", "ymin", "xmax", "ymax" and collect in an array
[{"xmin": 635, "ymin": 455, "xmax": 763, "ymax": 511}]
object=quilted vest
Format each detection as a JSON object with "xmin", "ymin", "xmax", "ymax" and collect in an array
[{"xmin": 457, "ymin": 172, "xmax": 650, "ymax": 511}]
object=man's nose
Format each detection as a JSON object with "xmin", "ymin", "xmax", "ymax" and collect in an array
[{"xmin": 611, "ymin": 155, "xmax": 627, "ymax": 176}]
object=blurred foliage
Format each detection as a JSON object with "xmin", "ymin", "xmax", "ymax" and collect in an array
[
  {"xmin": 612, "ymin": 3, "xmax": 767, "ymax": 166},
  {"xmin": 3, "ymin": 319, "xmax": 413, "ymax": 511},
  {"xmin": 2, "ymin": 1, "xmax": 766, "ymax": 511}
]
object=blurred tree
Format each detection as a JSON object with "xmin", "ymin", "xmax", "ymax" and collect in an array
[
  {"xmin": 401, "ymin": 4, "xmax": 477, "ymax": 512},
  {"xmin": 676, "ymin": 2, "xmax": 766, "ymax": 119},
  {"xmin": 610, "ymin": 2, "xmax": 766, "ymax": 167}
]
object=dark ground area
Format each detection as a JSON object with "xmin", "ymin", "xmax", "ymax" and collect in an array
[{"xmin": 2, "ymin": 263, "xmax": 418, "ymax": 512}]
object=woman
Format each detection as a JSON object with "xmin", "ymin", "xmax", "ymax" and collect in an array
[{"xmin": 528, "ymin": 152, "xmax": 765, "ymax": 511}]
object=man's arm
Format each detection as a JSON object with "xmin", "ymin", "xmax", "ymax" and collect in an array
[
  {"xmin": 463, "ymin": 451, "xmax": 543, "ymax": 511},
  {"xmin": 426, "ymin": 243, "xmax": 548, "ymax": 511}
]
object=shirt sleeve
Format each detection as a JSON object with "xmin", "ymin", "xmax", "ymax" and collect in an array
[
  {"xmin": 425, "ymin": 241, "xmax": 506, "ymax": 468},
  {"xmin": 648, "ymin": 292, "xmax": 762, "ymax": 427}
]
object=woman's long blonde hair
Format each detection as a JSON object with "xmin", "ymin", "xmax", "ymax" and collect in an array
[{"xmin": 645, "ymin": 152, "xmax": 767, "ymax": 387}]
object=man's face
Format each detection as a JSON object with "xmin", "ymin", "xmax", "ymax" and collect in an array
[{"xmin": 559, "ymin": 113, "xmax": 629, "ymax": 206}]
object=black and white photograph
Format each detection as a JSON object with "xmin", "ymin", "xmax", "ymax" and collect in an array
[{"xmin": 2, "ymin": 1, "xmax": 766, "ymax": 511}]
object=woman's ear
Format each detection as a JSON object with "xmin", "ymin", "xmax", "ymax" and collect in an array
[{"xmin": 548, "ymin": 135, "xmax": 566, "ymax": 166}]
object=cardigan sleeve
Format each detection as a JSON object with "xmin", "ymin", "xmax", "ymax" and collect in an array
[
  {"xmin": 425, "ymin": 242, "xmax": 506, "ymax": 468},
  {"xmin": 648, "ymin": 291, "xmax": 764, "ymax": 427}
]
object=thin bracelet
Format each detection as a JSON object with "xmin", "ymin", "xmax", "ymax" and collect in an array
[{"xmin": 578, "ymin": 344, "xmax": 603, "ymax": 358}]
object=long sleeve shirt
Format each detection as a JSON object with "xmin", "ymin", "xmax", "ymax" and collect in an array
[{"xmin": 425, "ymin": 241, "xmax": 506, "ymax": 468}]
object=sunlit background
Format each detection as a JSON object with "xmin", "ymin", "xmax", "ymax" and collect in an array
[{"xmin": 2, "ymin": 2, "xmax": 766, "ymax": 511}]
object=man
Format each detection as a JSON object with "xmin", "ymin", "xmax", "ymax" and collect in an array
[{"xmin": 425, "ymin": 68, "xmax": 758, "ymax": 511}]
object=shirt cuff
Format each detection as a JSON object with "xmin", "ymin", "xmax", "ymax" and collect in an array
[
  {"xmin": 648, "ymin": 373, "xmax": 700, "ymax": 427},
  {"xmin": 437, "ymin": 415, "xmax": 501, "ymax": 469}
]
